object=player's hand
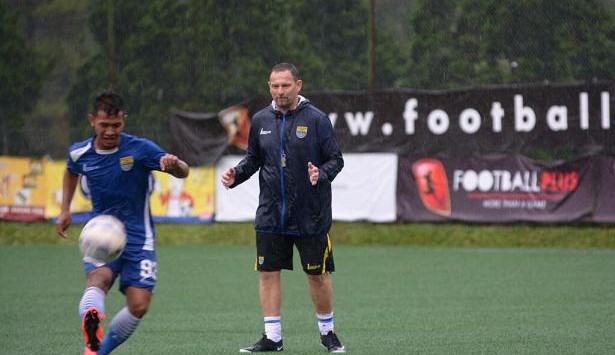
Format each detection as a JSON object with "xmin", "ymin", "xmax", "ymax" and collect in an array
[
  {"xmin": 221, "ymin": 168, "xmax": 236, "ymax": 188},
  {"xmin": 308, "ymin": 162, "xmax": 319, "ymax": 186},
  {"xmin": 160, "ymin": 153, "xmax": 180, "ymax": 172},
  {"xmin": 55, "ymin": 211, "xmax": 72, "ymax": 239},
  {"xmin": 160, "ymin": 154, "xmax": 189, "ymax": 178}
]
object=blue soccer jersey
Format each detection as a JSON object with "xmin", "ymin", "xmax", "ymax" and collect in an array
[{"xmin": 67, "ymin": 133, "xmax": 165, "ymax": 252}]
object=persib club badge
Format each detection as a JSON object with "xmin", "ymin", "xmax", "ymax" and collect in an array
[
  {"xmin": 119, "ymin": 156, "xmax": 134, "ymax": 171},
  {"xmin": 296, "ymin": 126, "xmax": 308, "ymax": 138}
]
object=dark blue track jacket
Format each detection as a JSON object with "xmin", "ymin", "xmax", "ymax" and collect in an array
[{"xmin": 230, "ymin": 96, "xmax": 344, "ymax": 236}]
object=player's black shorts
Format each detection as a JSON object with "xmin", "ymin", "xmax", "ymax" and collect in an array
[{"xmin": 255, "ymin": 232, "xmax": 335, "ymax": 275}]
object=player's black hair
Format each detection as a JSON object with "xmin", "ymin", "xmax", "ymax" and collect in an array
[
  {"xmin": 92, "ymin": 90, "xmax": 125, "ymax": 116},
  {"xmin": 271, "ymin": 62, "xmax": 300, "ymax": 81}
]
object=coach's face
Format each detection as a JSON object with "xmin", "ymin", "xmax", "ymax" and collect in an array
[
  {"xmin": 269, "ymin": 69, "xmax": 302, "ymax": 112},
  {"xmin": 89, "ymin": 110, "xmax": 125, "ymax": 150}
]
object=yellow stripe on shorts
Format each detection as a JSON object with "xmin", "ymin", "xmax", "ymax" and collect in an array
[{"xmin": 321, "ymin": 233, "xmax": 332, "ymax": 274}]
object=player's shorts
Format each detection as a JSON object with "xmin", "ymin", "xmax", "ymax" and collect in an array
[
  {"xmin": 255, "ymin": 232, "xmax": 335, "ymax": 275},
  {"xmin": 83, "ymin": 248, "xmax": 158, "ymax": 294}
]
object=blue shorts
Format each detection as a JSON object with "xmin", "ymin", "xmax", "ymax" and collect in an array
[{"xmin": 83, "ymin": 248, "xmax": 158, "ymax": 294}]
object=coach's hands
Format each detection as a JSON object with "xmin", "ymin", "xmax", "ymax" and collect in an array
[
  {"xmin": 308, "ymin": 162, "xmax": 319, "ymax": 186},
  {"xmin": 221, "ymin": 168, "xmax": 236, "ymax": 188}
]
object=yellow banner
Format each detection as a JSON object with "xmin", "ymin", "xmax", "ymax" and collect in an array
[
  {"xmin": 150, "ymin": 167, "xmax": 215, "ymax": 221},
  {"xmin": 46, "ymin": 160, "xmax": 93, "ymax": 218},
  {"xmin": 0, "ymin": 156, "xmax": 47, "ymax": 220},
  {"xmin": 1, "ymin": 156, "xmax": 215, "ymax": 222}
]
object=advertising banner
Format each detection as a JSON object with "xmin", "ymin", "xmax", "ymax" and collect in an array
[
  {"xmin": 150, "ymin": 167, "xmax": 215, "ymax": 223},
  {"xmin": 397, "ymin": 155, "xmax": 595, "ymax": 223},
  {"xmin": 0, "ymin": 156, "xmax": 47, "ymax": 221},
  {"xmin": 172, "ymin": 81, "xmax": 614, "ymax": 164},
  {"xmin": 1, "ymin": 156, "xmax": 215, "ymax": 223}
]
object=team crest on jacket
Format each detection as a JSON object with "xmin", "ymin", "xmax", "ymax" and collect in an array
[
  {"xmin": 119, "ymin": 156, "xmax": 134, "ymax": 171},
  {"xmin": 296, "ymin": 126, "xmax": 308, "ymax": 138}
]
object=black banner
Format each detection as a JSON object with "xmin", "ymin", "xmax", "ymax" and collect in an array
[
  {"xmin": 397, "ymin": 155, "xmax": 596, "ymax": 223},
  {"xmin": 169, "ymin": 109, "xmax": 235, "ymax": 166},
  {"xmin": 236, "ymin": 81, "xmax": 614, "ymax": 158},
  {"xmin": 594, "ymin": 156, "xmax": 615, "ymax": 223},
  {"xmin": 170, "ymin": 81, "xmax": 614, "ymax": 163}
]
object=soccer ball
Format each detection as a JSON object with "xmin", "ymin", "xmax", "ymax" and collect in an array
[{"xmin": 79, "ymin": 214, "xmax": 127, "ymax": 263}]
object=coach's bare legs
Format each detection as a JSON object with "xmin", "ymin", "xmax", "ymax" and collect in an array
[
  {"xmin": 307, "ymin": 274, "xmax": 333, "ymax": 314},
  {"xmin": 259, "ymin": 271, "xmax": 282, "ymax": 316}
]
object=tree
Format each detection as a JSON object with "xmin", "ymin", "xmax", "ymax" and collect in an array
[
  {"xmin": 68, "ymin": 0, "xmax": 399, "ymax": 150},
  {"xmin": 403, "ymin": 0, "xmax": 615, "ymax": 89},
  {"xmin": 0, "ymin": 3, "xmax": 48, "ymax": 155}
]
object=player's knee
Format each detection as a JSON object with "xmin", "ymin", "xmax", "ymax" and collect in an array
[
  {"xmin": 86, "ymin": 269, "xmax": 113, "ymax": 292},
  {"xmin": 128, "ymin": 302, "xmax": 149, "ymax": 318}
]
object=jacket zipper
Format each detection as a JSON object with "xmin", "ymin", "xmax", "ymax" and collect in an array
[{"xmin": 279, "ymin": 113, "xmax": 287, "ymax": 232}]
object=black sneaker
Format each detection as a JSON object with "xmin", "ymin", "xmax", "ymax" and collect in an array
[
  {"xmin": 239, "ymin": 333, "xmax": 283, "ymax": 353},
  {"xmin": 320, "ymin": 331, "xmax": 345, "ymax": 353}
]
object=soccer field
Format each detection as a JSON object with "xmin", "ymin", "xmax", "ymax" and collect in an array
[{"xmin": 1, "ymin": 245, "xmax": 614, "ymax": 354}]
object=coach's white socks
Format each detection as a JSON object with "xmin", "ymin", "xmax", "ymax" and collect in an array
[
  {"xmin": 317, "ymin": 312, "xmax": 334, "ymax": 335},
  {"xmin": 264, "ymin": 316, "xmax": 282, "ymax": 342}
]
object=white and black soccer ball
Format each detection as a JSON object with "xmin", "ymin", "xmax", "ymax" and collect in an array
[{"xmin": 79, "ymin": 214, "xmax": 127, "ymax": 263}]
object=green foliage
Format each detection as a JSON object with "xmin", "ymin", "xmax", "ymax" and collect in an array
[
  {"xmin": 403, "ymin": 0, "xmax": 615, "ymax": 89},
  {"xmin": 64, "ymin": 0, "xmax": 405, "ymax": 150},
  {"xmin": 0, "ymin": 3, "xmax": 49, "ymax": 154},
  {"xmin": 288, "ymin": 1, "xmax": 370, "ymax": 90}
]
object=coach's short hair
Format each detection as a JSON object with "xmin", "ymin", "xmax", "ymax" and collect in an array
[{"xmin": 271, "ymin": 63, "xmax": 300, "ymax": 81}]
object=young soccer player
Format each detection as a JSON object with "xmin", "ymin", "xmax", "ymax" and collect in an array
[{"xmin": 56, "ymin": 90, "xmax": 189, "ymax": 354}]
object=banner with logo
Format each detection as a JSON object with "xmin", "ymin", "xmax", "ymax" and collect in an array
[
  {"xmin": 150, "ymin": 168, "xmax": 215, "ymax": 223},
  {"xmin": 1, "ymin": 156, "xmax": 215, "ymax": 223},
  {"xmin": 397, "ymin": 155, "xmax": 595, "ymax": 222},
  {"xmin": 172, "ymin": 81, "xmax": 614, "ymax": 164},
  {"xmin": 0, "ymin": 156, "xmax": 47, "ymax": 221}
]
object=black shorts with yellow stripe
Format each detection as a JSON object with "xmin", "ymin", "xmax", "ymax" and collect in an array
[{"xmin": 255, "ymin": 232, "xmax": 335, "ymax": 275}]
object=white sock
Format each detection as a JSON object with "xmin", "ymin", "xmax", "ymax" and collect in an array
[
  {"xmin": 109, "ymin": 307, "xmax": 141, "ymax": 339},
  {"xmin": 264, "ymin": 316, "xmax": 282, "ymax": 342},
  {"xmin": 97, "ymin": 307, "xmax": 141, "ymax": 355},
  {"xmin": 317, "ymin": 312, "xmax": 334, "ymax": 335},
  {"xmin": 79, "ymin": 286, "xmax": 106, "ymax": 319}
]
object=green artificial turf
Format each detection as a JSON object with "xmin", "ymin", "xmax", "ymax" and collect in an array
[
  {"xmin": 2, "ymin": 221, "xmax": 615, "ymax": 248},
  {"xmin": 1, "ymin": 245, "xmax": 614, "ymax": 354}
]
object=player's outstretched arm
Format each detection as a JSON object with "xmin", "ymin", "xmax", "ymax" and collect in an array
[
  {"xmin": 160, "ymin": 153, "xmax": 189, "ymax": 178},
  {"xmin": 56, "ymin": 169, "xmax": 79, "ymax": 238}
]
